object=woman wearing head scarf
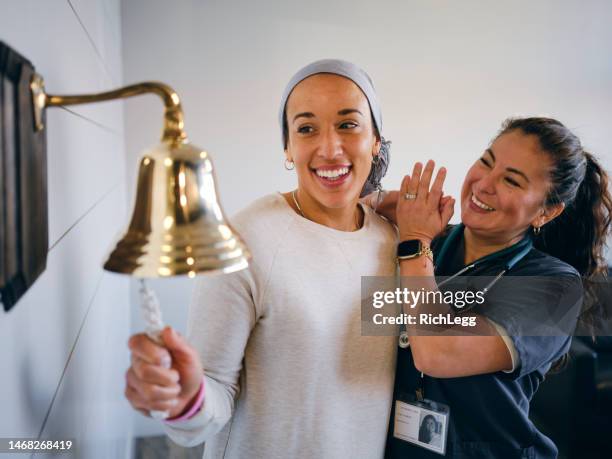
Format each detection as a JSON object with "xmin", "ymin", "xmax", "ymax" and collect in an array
[
  {"xmin": 124, "ymin": 59, "xmax": 397, "ymax": 458},
  {"xmin": 382, "ymin": 117, "xmax": 611, "ymax": 458}
]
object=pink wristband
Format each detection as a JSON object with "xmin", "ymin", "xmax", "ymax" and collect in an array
[{"xmin": 165, "ymin": 376, "xmax": 205, "ymax": 423}]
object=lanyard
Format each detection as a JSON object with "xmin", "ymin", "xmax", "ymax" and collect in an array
[
  {"xmin": 436, "ymin": 224, "xmax": 533, "ymax": 274},
  {"xmin": 435, "ymin": 224, "xmax": 533, "ymax": 298},
  {"xmin": 415, "ymin": 370, "xmax": 426, "ymax": 401}
]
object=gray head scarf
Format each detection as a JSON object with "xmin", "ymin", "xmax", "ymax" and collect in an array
[{"xmin": 279, "ymin": 59, "xmax": 390, "ymax": 197}]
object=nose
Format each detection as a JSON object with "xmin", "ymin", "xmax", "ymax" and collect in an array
[
  {"xmin": 317, "ymin": 127, "xmax": 343, "ymax": 160},
  {"xmin": 475, "ymin": 170, "xmax": 496, "ymax": 195}
]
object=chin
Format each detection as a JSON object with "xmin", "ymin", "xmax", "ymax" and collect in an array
[
  {"xmin": 308, "ymin": 179, "xmax": 363, "ymax": 207},
  {"xmin": 461, "ymin": 210, "xmax": 490, "ymax": 231},
  {"xmin": 315, "ymin": 191, "xmax": 356, "ymax": 209}
]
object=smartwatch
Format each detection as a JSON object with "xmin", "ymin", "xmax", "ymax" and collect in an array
[{"xmin": 397, "ymin": 239, "xmax": 434, "ymax": 262}]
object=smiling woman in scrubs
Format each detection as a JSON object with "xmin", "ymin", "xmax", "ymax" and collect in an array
[{"xmin": 385, "ymin": 117, "xmax": 612, "ymax": 458}]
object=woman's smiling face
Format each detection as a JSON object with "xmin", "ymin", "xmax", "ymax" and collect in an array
[
  {"xmin": 284, "ymin": 73, "xmax": 379, "ymax": 210},
  {"xmin": 461, "ymin": 130, "xmax": 556, "ymax": 240}
]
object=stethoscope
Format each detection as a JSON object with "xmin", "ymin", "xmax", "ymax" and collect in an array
[{"xmin": 398, "ymin": 225, "xmax": 533, "ymax": 348}]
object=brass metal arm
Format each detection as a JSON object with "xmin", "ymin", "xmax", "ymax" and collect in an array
[{"xmin": 30, "ymin": 74, "xmax": 186, "ymax": 143}]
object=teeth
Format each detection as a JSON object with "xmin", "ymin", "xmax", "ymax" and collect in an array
[
  {"xmin": 315, "ymin": 167, "xmax": 350, "ymax": 179},
  {"xmin": 471, "ymin": 194, "xmax": 495, "ymax": 211}
]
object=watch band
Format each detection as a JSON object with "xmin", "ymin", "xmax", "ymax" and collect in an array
[
  {"xmin": 397, "ymin": 240, "xmax": 434, "ymax": 263},
  {"xmin": 398, "ymin": 245, "xmax": 433, "ymax": 262}
]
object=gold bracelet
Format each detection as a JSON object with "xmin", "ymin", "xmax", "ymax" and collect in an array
[{"xmin": 421, "ymin": 245, "xmax": 434, "ymax": 262}]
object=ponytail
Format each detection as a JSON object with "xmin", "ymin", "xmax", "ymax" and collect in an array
[
  {"xmin": 535, "ymin": 151, "xmax": 612, "ymax": 279},
  {"xmin": 498, "ymin": 118, "xmax": 612, "ymax": 279}
]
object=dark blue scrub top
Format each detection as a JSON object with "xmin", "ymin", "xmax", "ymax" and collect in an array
[{"xmin": 385, "ymin": 225, "xmax": 582, "ymax": 459}]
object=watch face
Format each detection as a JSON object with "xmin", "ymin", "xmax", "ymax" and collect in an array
[{"xmin": 397, "ymin": 240, "xmax": 422, "ymax": 257}]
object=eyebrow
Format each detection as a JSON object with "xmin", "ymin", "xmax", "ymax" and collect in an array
[
  {"xmin": 485, "ymin": 148, "xmax": 530, "ymax": 183},
  {"xmin": 292, "ymin": 112, "xmax": 315, "ymax": 122},
  {"xmin": 292, "ymin": 108, "xmax": 364, "ymax": 123},
  {"xmin": 337, "ymin": 108, "xmax": 364, "ymax": 116}
]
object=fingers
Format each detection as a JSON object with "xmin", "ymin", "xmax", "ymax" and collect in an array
[
  {"xmin": 360, "ymin": 191, "xmax": 378, "ymax": 209},
  {"xmin": 418, "ymin": 160, "xmax": 435, "ymax": 198},
  {"xmin": 131, "ymin": 354, "xmax": 180, "ymax": 386},
  {"xmin": 125, "ymin": 367, "xmax": 181, "ymax": 412},
  {"xmin": 125, "ymin": 383, "xmax": 176, "ymax": 412},
  {"xmin": 399, "ymin": 163, "xmax": 422, "ymax": 204},
  {"xmin": 127, "ymin": 367, "xmax": 181, "ymax": 399},
  {"xmin": 400, "ymin": 161, "xmax": 447, "ymax": 207},
  {"xmin": 428, "ymin": 167, "xmax": 447, "ymax": 207},
  {"xmin": 408, "ymin": 162, "xmax": 423, "ymax": 196},
  {"xmin": 439, "ymin": 195, "xmax": 452, "ymax": 213},
  {"xmin": 128, "ymin": 333, "xmax": 172, "ymax": 368},
  {"xmin": 161, "ymin": 327, "xmax": 199, "ymax": 366},
  {"xmin": 125, "ymin": 384, "xmax": 153, "ymax": 416},
  {"xmin": 125, "ymin": 384, "xmax": 146, "ymax": 411},
  {"xmin": 399, "ymin": 175, "xmax": 411, "ymax": 199},
  {"xmin": 441, "ymin": 197, "xmax": 456, "ymax": 225}
]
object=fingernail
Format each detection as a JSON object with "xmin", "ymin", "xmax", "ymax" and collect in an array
[
  {"xmin": 161, "ymin": 356, "xmax": 171, "ymax": 369},
  {"xmin": 170, "ymin": 399, "xmax": 179, "ymax": 406}
]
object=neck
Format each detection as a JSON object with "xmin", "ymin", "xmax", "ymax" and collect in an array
[
  {"xmin": 286, "ymin": 189, "xmax": 362, "ymax": 232},
  {"xmin": 463, "ymin": 227, "xmax": 524, "ymax": 265}
]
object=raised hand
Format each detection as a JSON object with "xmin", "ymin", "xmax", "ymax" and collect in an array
[{"xmin": 397, "ymin": 160, "xmax": 455, "ymax": 243}]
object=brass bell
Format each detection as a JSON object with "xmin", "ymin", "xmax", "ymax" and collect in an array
[
  {"xmin": 31, "ymin": 77, "xmax": 250, "ymax": 278},
  {"xmin": 103, "ymin": 140, "xmax": 250, "ymax": 277}
]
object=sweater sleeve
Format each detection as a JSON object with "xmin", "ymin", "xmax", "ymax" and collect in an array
[{"xmin": 162, "ymin": 266, "xmax": 259, "ymax": 447}]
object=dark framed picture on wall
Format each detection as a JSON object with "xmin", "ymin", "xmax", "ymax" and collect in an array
[{"xmin": 0, "ymin": 41, "xmax": 48, "ymax": 312}]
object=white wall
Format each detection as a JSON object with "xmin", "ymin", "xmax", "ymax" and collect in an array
[
  {"xmin": 121, "ymin": 0, "xmax": 612, "ymax": 436},
  {"xmin": 0, "ymin": 1, "xmax": 132, "ymax": 457}
]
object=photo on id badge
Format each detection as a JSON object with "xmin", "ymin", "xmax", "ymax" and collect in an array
[
  {"xmin": 418, "ymin": 412, "xmax": 443, "ymax": 449},
  {"xmin": 393, "ymin": 398, "xmax": 449, "ymax": 455}
]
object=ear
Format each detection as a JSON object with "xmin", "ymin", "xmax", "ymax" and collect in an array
[
  {"xmin": 284, "ymin": 149, "xmax": 292, "ymax": 162},
  {"xmin": 531, "ymin": 202, "xmax": 565, "ymax": 229},
  {"xmin": 373, "ymin": 137, "xmax": 381, "ymax": 156}
]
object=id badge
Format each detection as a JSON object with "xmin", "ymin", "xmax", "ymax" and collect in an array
[{"xmin": 393, "ymin": 394, "xmax": 450, "ymax": 456}]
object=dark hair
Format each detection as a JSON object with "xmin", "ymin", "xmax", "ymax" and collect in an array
[
  {"xmin": 497, "ymin": 117, "xmax": 612, "ymax": 279},
  {"xmin": 497, "ymin": 118, "xmax": 612, "ymax": 360},
  {"xmin": 418, "ymin": 414, "xmax": 437, "ymax": 443}
]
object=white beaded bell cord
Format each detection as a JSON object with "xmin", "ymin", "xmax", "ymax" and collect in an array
[{"xmin": 139, "ymin": 279, "xmax": 170, "ymax": 420}]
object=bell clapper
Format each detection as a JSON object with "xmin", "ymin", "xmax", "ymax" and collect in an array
[{"xmin": 139, "ymin": 279, "xmax": 170, "ymax": 419}]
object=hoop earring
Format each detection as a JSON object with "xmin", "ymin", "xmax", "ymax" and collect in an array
[
  {"xmin": 533, "ymin": 226, "xmax": 541, "ymax": 235},
  {"xmin": 284, "ymin": 159, "xmax": 295, "ymax": 170}
]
